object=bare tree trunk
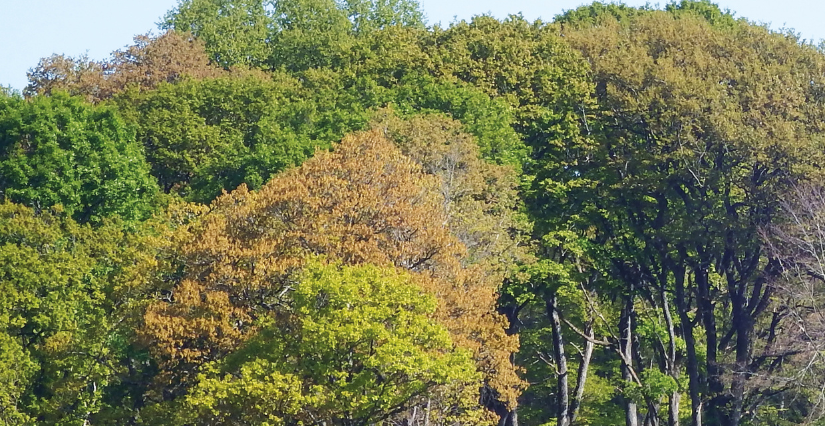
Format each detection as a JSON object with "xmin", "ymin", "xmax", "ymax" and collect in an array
[
  {"xmin": 569, "ymin": 322, "xmax": 594, "ymax": 425},
  {"xmin": 661, "ymin": 271, "xmax": 681, "ymax": 426},
  {"xmin": 645, "ymin": 408, "xmax": 661, "ymax": 426},
  {"xmin": 669, "ymin": 390, "xmax": 682, "ymax": 426},
  {"xmin": 504, "ymin": 409, "xmax": 518, "ymax": 426},
  {"xmin": 674, "ymin": 264, "xmax": 702, "ymax": 426},
  {"xmin": 696, "ymin": 267, "xmax": 724, "ymax": 425},
  {"xmin": 727, "ymin": 269, "xmax": 751, "ymax": 426},
  {"xmin": 621, "ymin": 294, "xmax": 639, "ymax": 426},
  {"xmin": 424, "ymin": 398, "xmax": 430, "ymax": 426},
  {"xmin": 548, "ymin": 295, "xmax": 571, "ymax": 426}
]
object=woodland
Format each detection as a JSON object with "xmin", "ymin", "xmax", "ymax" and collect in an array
[{"xmin": 3, "ymin": 0, "xmax": 825, "ymax": 425}]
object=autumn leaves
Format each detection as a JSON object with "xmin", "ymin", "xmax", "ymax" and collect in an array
[{"xmin": 139, "ymin": 129, "xmax": 523, "ymax": 424}]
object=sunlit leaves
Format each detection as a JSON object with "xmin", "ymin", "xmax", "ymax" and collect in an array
[{"xmin": 183, "ymin": 259, "xmax": 478, "ymax": 425}]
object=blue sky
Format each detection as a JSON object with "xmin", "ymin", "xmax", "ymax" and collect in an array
[{"xmin": 2, "ymin": 0, "xmax": 823, "ymax": 91}]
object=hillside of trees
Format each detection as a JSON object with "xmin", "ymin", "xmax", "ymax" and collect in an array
[{"xmin": 3, "ymin": 1, "xmax": 825, "ymax": 425}]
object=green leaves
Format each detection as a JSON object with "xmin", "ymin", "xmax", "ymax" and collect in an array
[
  {"xmin": 0, "ymin": 92, "xmax": 159, "ymax": 223},
  {"xmin": 0, "ymin": 203, "xmax": 147, "ymax": 424},
  {"xmin": 162, "ymin": 0, "xmax": 271, "ymax": 68},
  {"xmin": 119, "ymin": 75, "xmax": 323, "ymax": 203},
  {"xmin": 183, "ymin": 259, "xmax": 479, "ymax": 425}
]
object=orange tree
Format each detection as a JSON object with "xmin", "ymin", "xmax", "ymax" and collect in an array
[{"xmin": 139, "ymin": 130, "xmax": 522, "ymax": 423}]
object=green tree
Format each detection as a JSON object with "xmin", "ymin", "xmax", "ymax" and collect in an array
[
  {"xmin": 163, "ymin": 0, "xmax": 425, "ymax": 71},
  {"xmin": 178, "ymin": 259, "xmax": 479, "ymax": 426},
  {"xmin": 116, "ymin": 74, "xmax": 325, "ymax": 203},
  {"xmin": 558, "ymin": 9, "xmax": 825, "ymax": 426},
  {"xmin": 162, "ymin": 0, "xmax": 271, "ymax": 68},
  {"xmin": 0, "ymin": 202, "xmax": 168, "ymax": 425},
  {"xmin": 0, "ymin": 91, "xmax": 159, "ymax": 222}
]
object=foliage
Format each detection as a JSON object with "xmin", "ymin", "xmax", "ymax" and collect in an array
[
  {"xmin": 163, "ymin": 0, "xmax": 425, "ymax": 70},
  {"xmin": 555, "ymin": 7, "xmax": 825, "ymax": 426},
  {"xmin": 11, "ymin": 1, "xmax": 825, "ymax": 424},
  {"xmin": 371, "ymin": 110, "xmax": 529, "ymax": 274},
  {"xmin": 181, "ymin": 259, "xmax": 479, "ymax": 425},
  {"xmin": 0, "ymin": 201, "xmax": 169, "ymax": 425},
  {"xmin": 26, "ymin": 31, "xmax": 225, "ymax": 102},
  {"xmin": 115, "ymin": 74, "xmax": 332, "ymax": 203},
  {"xmin": 139, "ymin": 130, "xmax": 522, "ymax": 422},
  {"xmin": 162, "ymin": 0, "xmax": 271, "ymax": 68},
  {"xmin": 0, "ymin": 91, "xmax": 159, "ymax": 222}
]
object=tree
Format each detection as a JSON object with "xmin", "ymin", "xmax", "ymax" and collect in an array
[
  {"xmin": 371, "ymin": 110, "xmax": 528, "ymax": 273},
  {"xmin": 557, "ymin": 8, "xmax": 825, "ymax": 426},
  {"xmin": 139, "ymin": 130, "xmax": 522, "ymax": 423},
  {"xmin": 759, "ymin": 183, "xmax": 825, "ymax": 425},
  {"xmin": 0, "ymin": 201, "xmax": 169, "ymax": 425},
  {"xmin": 26, "ymin": 31, "xmax": 225, "ymax": 103},
  {"xmin": 430, "ymin": 14, "xmax": 593, "ymax": 166},
  {"xmin": 115, "ymin": 73, "xmax": 346, "ymax": 203},
  {"xmin": 161, "ymin": 0, "xmax": 271, "ymax": 68},
  {"xmin": 162, "ymin": 0, "xmax": 425, "ymax": 71},
  {"xmin": 0, "ymin": 91, "xmax": 159, "ymax": 223},
  {"xmin": 180, "ymin": 259, "xmax": 479, "ymax": 426}
]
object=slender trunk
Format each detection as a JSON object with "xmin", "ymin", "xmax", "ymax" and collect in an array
[
  {"xmin": 506, "ymin": 409, "xmax": 518, "ymax": 426},
  {"xmin": 675, "ymin": 267, "xmax": 702, "ymax": 426},
  {"xmin": 407, "ymin": 406, "xmax": 417, "ymax": 425},
  {"xmin": 569, "ymin": 322, "xmax": 594, "ymax": 425},
  {"xmin": 661, "ymin": 275, "xmax": 680, "ymax": 426},
  {"xmin": 727, "ymin": 270, "xmax": 750, "ymax": 426},
  {"xmin": 496, "ymin": 406, "xmax": 518, "ymax": 426},
  {"xmin": 548, "ymin": 295, "xmax": 571, "ymax": 426},
  {"xmin": 669, "ymin": 393, "xmax": 682, "ymax": 426},
  {"xmin": 644, "ymin": 404, "xmax": 661, "ymax": 426},
  {"xmin": 696, "ymin": 267, "xmax": 725, "ymax": 425},
  {"xmin": 621, "ymin": 294, "xmax": 639, "ymax": 426},
  {"xmin": 424, "ymin": 398, "xmax": 430, "ymax": 426}
]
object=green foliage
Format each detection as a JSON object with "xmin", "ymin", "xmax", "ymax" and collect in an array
[
  {"xmin": 554, "ymin": 1, "xmax": 650, "ymax": 27},
  {"xmin": 556, "ymin": 1, "xmax": 738, "ymax": 29},
  {"xmin": 13, "ymin": 0, "xmax": 825, "ymax": 424},
  {"xmin": 180, "ymin": 259, "xmax": 479, "ymax": 425},
  {"xmin": 162, "ymin": 0, "xmax": 271, "ymax": 68},
  {"xmin": 0, "ymin": 91, "xmax": 159, "ymax": 223},
  {"xmin": 164, "ymin": 0, "xmax": 425, "ymax": 70},
  {"xmin": 432, "ymin": 15, "xmax": 593, "ymax": 159},
  {"xmin": 665, "ymin": 0, "xmax": 739, "ymax": 28},
  {"xmin": 0, "ymin": 202, "xmax": 161, "ymax": 424},
  {"xmin": 116, "ymin": 75, "xmax": 329, "ymax": 203},
  {"xmin": 385, "ymin": 75, "xmax": 525, "ymax": 166}
]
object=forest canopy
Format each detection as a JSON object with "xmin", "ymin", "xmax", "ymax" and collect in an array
[{"xmin": 3, "ymin": 1, "xmax": 825, "ymax": 425}]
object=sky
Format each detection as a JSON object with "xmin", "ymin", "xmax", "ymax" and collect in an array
[{"xmin": 1, "ymin": 0, "xmax": 824, "ymax": 92}]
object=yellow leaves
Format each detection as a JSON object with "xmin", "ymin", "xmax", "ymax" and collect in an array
[{"xmin": 42, "ymin": 331, "xmax": 73, "ymax": 354}]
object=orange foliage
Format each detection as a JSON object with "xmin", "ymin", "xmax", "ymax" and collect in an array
[
  {"xmin": 141, "ymin": 130, "xmax": 523, "ymax": 407},
  {"xmin": 26, "ymin": 30, "xmax": 225, "ymax": 102}
]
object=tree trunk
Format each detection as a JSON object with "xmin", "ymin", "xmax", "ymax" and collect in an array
[
  {"xmin": 727, "ymin": 270, "xmax": 750, "ymax": 426},
  {"xmin": 661, "ymin": 270, "xmax": 681, "ymax": 426},
  {"xmin": 675, "ymin": 265, "xmax": 702, "ymax": 426},
  {"xmin": 569, "ymin": 322, "xmax": 594, "ymax": 425},
  {"xmin": 548, "ymin": 295, "xmax": 571, "ymax": 426},
  {"xmin": 696, "ymin": 267, "xmax": 726, "ymax": 425},
  {"xmin": 621, "ymin": 294, "xmax": 639, "ymax": 426}
]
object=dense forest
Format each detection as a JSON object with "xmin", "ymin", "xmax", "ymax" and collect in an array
[{"xmin": 3, "ymin": 0, "xmax": 825, "ymax": 425}]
